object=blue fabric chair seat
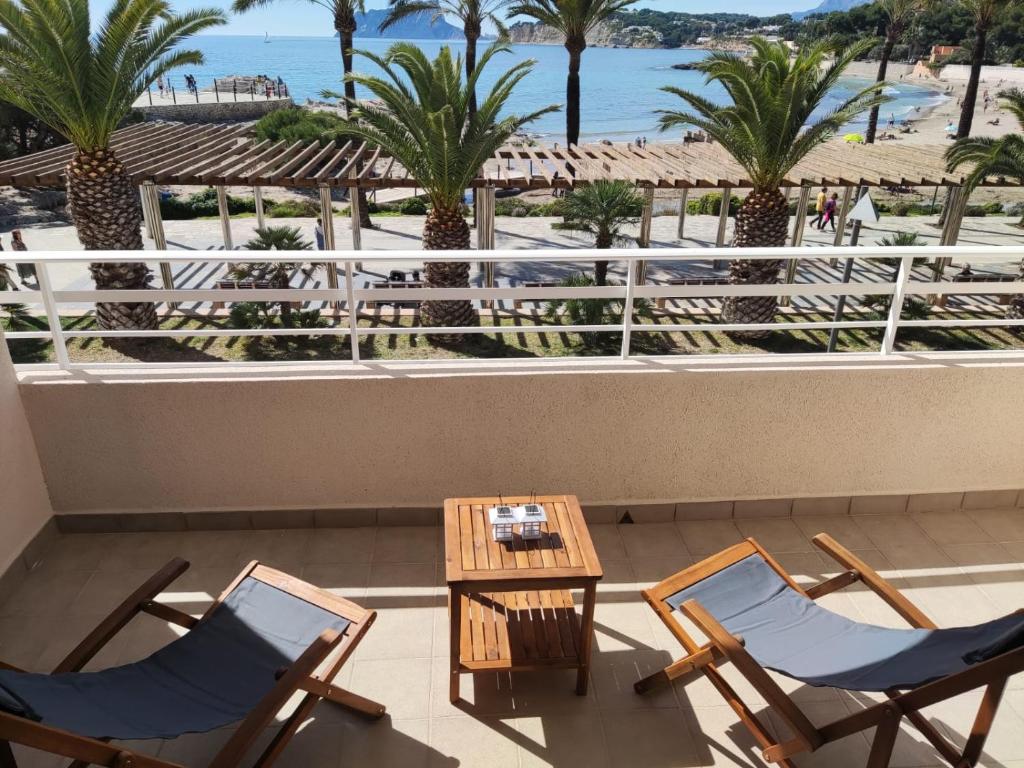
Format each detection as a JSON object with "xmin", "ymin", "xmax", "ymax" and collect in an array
[
  {"xmin": 0, "ymin": 577, "xmax": 350, "ymax": 740},
  {"xmin": 666, "ymin": 554, "xmax": 1024, "ymax": 692}
]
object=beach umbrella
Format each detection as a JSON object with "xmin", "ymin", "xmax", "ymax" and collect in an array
[{"xmin": 844, "ymin": 133, "xmax": 865, "ymax": 143}]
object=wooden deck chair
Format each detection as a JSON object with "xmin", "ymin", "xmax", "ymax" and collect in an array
[
  {"xmin": 636, "ymin": 534, "xmax": 1024, "ymax": 768},
  {"xmin": 0, "ymin": 558, "xmax": 385, "ymax": 768}
]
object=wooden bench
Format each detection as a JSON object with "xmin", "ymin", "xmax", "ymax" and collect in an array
[
  {"xmin": 655, "ymin": 277, "xmax": 731, "ymax": 309},
  {"xmin": 513, "ymin": 281, "xmax": 561, "ymax": 309},
  {"xmin": 211, "ymin": 279, "xmax": 271, "ymax": 309},
  {"xmin": 934, "ymin": 273, "xmax": 1018, "ymax": 307},
  {"xmin": 367, "ymin": 280, "xmax": 424, "ymax": 309}
]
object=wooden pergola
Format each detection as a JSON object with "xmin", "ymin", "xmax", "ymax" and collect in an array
[{"xmin": 0, "ymin": 120, "xmax": 1007, "ymax": 269}]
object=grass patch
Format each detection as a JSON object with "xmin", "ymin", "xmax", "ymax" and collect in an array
[{"xmin": 4, "ymin": 307, "xmax": 1023, "ymax": 365}]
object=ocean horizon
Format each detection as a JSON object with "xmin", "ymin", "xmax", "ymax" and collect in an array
[{"xmin": 169, "ymin": 35, "xmax": 948, "ymax": 144}]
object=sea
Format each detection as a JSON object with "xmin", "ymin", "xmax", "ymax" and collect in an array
[{"xmin": 172, "ymin": 35, "xmax": 949, "ymax": 144}]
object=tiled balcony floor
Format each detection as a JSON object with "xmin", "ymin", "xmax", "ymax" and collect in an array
[{"xmin": 2, "ymin": 510, "xmax": 1024, "ymax": 768}]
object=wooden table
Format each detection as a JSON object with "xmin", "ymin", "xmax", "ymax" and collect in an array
[{"xmin": 443, "ymin": 494, "xmax": 603, "ymax": 703}]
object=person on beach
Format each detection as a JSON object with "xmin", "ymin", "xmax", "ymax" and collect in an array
[
  {"xmin": 811, "ymin": 186, "xmax": 828, "ymax": 228},
  {"xmin": 157, "ymin": 74, "xmax": 164, "ymax": 97},
  {"xmin": 820, "ymin": 192, "xmax": 839, "ymax": 231}
]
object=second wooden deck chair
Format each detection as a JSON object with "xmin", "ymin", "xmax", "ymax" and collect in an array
[
  {"xmin": 0, "ymin": 558, "xmax": 385, "ymax": 768},
  {"xmin": 637, "ymin": 534, "xmax": 1024, "ymax": 768}
]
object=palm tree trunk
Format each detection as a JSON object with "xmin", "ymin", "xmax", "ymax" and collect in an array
[
  {"xmin": 66, "ymin": 147, "xmax": 157, "ymax": 331},
  {"xmin": 594, "ymin": 230, "xmax": 611, "ymax": 285},
  {"xmin": 421, "ymin": 205, "xmax": 477, "ymax": 340},
  {"xmin": 466, "ymin": 29, "xmax": 479, "ymax": 119},
  {"xmin": 957, "ymin": 23, "xmax": 988, "ymax": 139},
  {"xmin": 566, "ymin": 42, "xmax": 583, "ymax": 148},
  {"xmin": 338, "ymin": 24, "xmax": 374, "ymax": 230},
  {"xmin": 865, "ymin": 35, "xmax": 896, "ymax": 144},
  {"xmin": 720, "ymin": 189, "xmax": 789, "ymax": 338}
]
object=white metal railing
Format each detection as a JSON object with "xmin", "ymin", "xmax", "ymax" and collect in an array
[{"xmin": 1, "ymin": 245, "xmax": 1022, "ymax": 370}]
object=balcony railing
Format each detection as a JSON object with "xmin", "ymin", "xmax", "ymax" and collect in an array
[{"xmin": 2, "ymin": 245, "xmax": 1023, "ymax": 370}]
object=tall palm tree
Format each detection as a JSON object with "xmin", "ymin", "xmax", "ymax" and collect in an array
[
  {"xmin": 0, "ymin": 0, "xmax": 225, "ymax": 330},
  {"xmin": 955, "ymin": 0, "xmax": 1019, "ymax": 139},
  {"xmin": 508, "ymin": 0, "xmax": 637, "ymax": 147},
  {"xmin": 340, "ymin": 42, "xmax": 557, "ymax": 335},
  {"xmin": 658, "ymin": 38, "xmax": 885, "ymax": 336},
  {"xmin": 233, "ymin": 0, "xmax": 374, "ymax": 229},
  {"xmin": 865, "ymin": 0, "xmax": 929, "ymax": 143},
  {"xmin": 947, "ymin": 88, "xmax": 1024, "ymax": 319},
  {"xmin": 561, "ymin": 179, "xmax": 642, "ymax": 285},
  {"xmin": 381, "ymin": 0, "xmax": 511, "ymax": 118}
]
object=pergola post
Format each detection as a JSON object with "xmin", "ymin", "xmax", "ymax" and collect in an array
[
  {"xmin": 716, "ymin": 186, "xmax": 731, "ymax": 247},
  {"xmin": 477, "ymin": 186, "xmax": 496, "ymax": 305},
  {"xmin": 634, "ymin": 186, "xmax": 655, "ymax": 286},
  {"xmin": 140, "ymin": 185, "xmax": 153, "ymax": 239},
  {"xmin": 319, "ymin": 184, "xmax": 338, "ymax": 292},
  {"xmin": 254, "ymin": 185, "xmax": 265, "ymax": 230},
  {"xmin": 832, "ymin": 186, "xmax": 853, "ymax": 249},
  {"xmin": 790, "ymin": 186, "xmax": 810, "ymax": 247},
  {"xmin": 142, "ymin": 181, "xmax": 173, "ymax": 300},
  {"xmin": 348, "ymin": 169, "xmax": 362, "ymax": 252},
  {"xmin": 215, "ymin": 185, "xmax": 233, "ymax": 252},
  {"xmin": 676, "ymin": 188, "xmax": 688, "ymax": 240}
]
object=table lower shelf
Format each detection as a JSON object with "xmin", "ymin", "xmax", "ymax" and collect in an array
[{"xmin": 455, "ymin": 589, "xmax": 582, "ymax": 672}]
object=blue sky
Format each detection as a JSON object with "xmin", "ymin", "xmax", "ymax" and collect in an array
[{"xmin": 90, "ymin": 0, "xmax": 812, "ymax": 36}]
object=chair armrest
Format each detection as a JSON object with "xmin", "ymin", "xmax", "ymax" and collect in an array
[
  {"xmin": 811, "ymin": 533, "xmax": 936, "ymax": 629},
  {"xmin": 53, "ymin": 557, "xmax": 191, "ymax": 673},
  {"xmin": 805, "ymin": 569, "xmax": 860, "ymax": 600},
  {"xmin": 140, "ymin": 600, "xmax": 199, "ymax": 629}
]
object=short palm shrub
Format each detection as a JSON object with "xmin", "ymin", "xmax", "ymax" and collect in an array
[{"xmin": 544, "ymin": 272, "xmax": 651, "ymax": 347}]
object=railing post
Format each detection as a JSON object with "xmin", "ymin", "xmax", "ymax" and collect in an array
[
  {"xmin": 345, "ymin": 260, "xmax": 360, "ymax": 364},
  {"xmin": 35, "ymin": 262, "xmax": 70, "ymax": 369},
  {"xmin": 620, "ymin": 256, "xmax": 636, "ymax": 360},
  {"xmin": 881, "ymin": 254, "xmax": 913, "ymax": 355}
]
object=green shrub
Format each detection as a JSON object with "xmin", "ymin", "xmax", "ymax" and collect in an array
[
  {"xmin": 687, "ymin": 193, "xmax": 741, "ymax": 216},
  {"xmin": 253, "ymin": 107, "xmax": 351, "ymax": 146},
  {"xmin": 964, "ymin": 205, "xmax": 989, "ymax": 217},
  {"xmin": 398, "ymin": 196, "xmax": 428, "ymax": 215},
  {"xmin": 983, "ymin": 201, "xmax": 1005, "ymax": 215},
  {"xmin": 266, "ymin": 199, "xmax": 320, "ymax": 218},
  {"xmin": 159, "ymin": 187, "xmax": 263, "ymax": 220}
]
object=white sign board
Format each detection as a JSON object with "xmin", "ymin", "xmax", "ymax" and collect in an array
[{"xmin": 848, "ymin": 191, "xmax": 880, "ymax": 223}]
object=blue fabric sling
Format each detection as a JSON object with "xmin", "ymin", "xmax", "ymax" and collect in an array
[
  {"xmin": 0, "ymin": 576, "xmax": 350, "ymax": 740},
  {"xmin": 665, "ymin": 554, "xmax": 1024, "ymax": 692}
]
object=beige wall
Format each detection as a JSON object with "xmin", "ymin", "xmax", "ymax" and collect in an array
[
  {"xmin": 0, "ymin": 333, "xmax": 52, "ymax": 571},
  {"xmin": 14, "ymin": 360, "xmax": 1024, "ymax": 518},
  {"xmin": 18, "ymin": 361, "xmax": 1024, "ymax": 515}
]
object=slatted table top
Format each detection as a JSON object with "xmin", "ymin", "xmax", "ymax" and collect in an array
[{"xmin": 443, "ymin": 494, "xmax": 602, "ymax": 585}]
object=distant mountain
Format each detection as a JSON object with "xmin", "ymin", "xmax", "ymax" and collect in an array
[
  {"xmin": 347, "ymin": 9, "xmax": 462, "ymax": 39},
  {"xmin": 791, "ymin": 0, "xmax": 870, "ymax": 20}
]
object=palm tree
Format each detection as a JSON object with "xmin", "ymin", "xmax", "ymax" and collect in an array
[
  {"xmin": 233, "ymin": 0, "xmax": 374, "ymax": 229},
  {"xmin": 381, "ymin": 0, "xmax": 511, "ymax": 118},
  {"xmin": 508, "ymin": 0, "xmax": 638, "ymax": 147},
  {"xmin": 955, "ymin": 0, "xmax": 1019, "ymax": 139},
  {"xmin": 658, "ymin": 38, "xmax": 885, "ymax": 336},
  {"xmin": 865, "ymin": 0, "xmax": 929, "ymax": 143},
  {"xmin": 232, "ymin": 226, "xmax": 317, "ymax": 327},
  {"xmin": 0, "ymin": 0, "xmax": 225, "ymax": 330},
  {"xmin": 947, "ymin": 88, "xmax": 1024, "ymax": 319},
  {"xmin": 561, "ymin": 180, "xmax": 642, "ymax": 285},
  {"xmin": 340, "ymin": 42, "xmax": 557, "ymax": 336}
]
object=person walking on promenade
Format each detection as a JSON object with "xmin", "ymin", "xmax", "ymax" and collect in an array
[
  {"xmin": 811, "ymin": 186, "xmax": 828, "ymax": 228},
  {"xmin": 314, "ymin": 217, "xmax": 325, "ymax": 251},
  {"xmin": 11, "ymin": 229, "xmax": 35, "ymax": 284},
  {"xmin": 820, "ymin": 192, "xmax": 839, "ymax": 231}
]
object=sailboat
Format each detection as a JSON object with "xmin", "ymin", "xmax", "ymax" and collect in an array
[{"xmin": 264, "ymin": 32, "xmax": 270, "ymax": 43}]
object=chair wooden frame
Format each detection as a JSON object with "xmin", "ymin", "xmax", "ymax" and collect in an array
[
  {"xmin": 636, "ymin": 534, "xmax": 1024, "ymax": 768},
  {"xmin": 0, "ymin": 558, "xmax": 386, "ymax": 768}
]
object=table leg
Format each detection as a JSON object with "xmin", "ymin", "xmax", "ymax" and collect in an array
[
  {"xmin": 576, "ymin": 581, "xmax": 597, "ymax": 695},
  {"xmin": 449, "ymin": 585, "xmax": 462, "ymax": 703}
]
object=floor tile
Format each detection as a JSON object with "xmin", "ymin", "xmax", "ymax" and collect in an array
[
  {"xmin": 428, "ymin": 715, "xmax": 519, "ymax": 768},
  {"xmin": 516, "ymin": 713, "xmax": 610, "ymax": 768},
  {"xmin": 676, "ymin": 520, "xmax": 744, "ymax": 558},
  {"xmin": 588, "ymin": 524, "xmax": 627, "ymax": 561},
  {"xmin": 300, "ymin": 563, "xmax": 371, "ymax": 600},
  {"xmin": 967, "ymin": 509, "xmax": 1024, "ymax": 542},
  {"xmin": 373, "ymin": 526, "xmax": 439, "ymax": 564},
  {"xmin": 619, "ymin": 523, "xmax": 687, "ymax": 561},
  {"xmin": 600, "ymin": 709, "xmax": 701, "ymax": 767},
  {"xmin": 911, "ymin": 511, "xmax": 992, "ymax": 545},
  {"xmin": 681, "ymin": 706, "xmax": 771, "ymax": 768},
  {"xmin": 349, "ymin": 657, "xmax": 432, "ymax": 720},
  {"xmin": 303, "ymin": 527, "xmax": 376, "ymax": 564},
  {"xmin": 333, "ymin": 716, "xmax": 432, "ymax": 767},
  {"xmin": 735, "ymin": 518, "xmax": 813, "ymax": 553},
  {"xmin": 793, "ymin": 515, "xmax": 874, "ymax": 550},
  {"xmin": 590, "ymin": 648, "xmax": 680, "ymax": 710}
]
